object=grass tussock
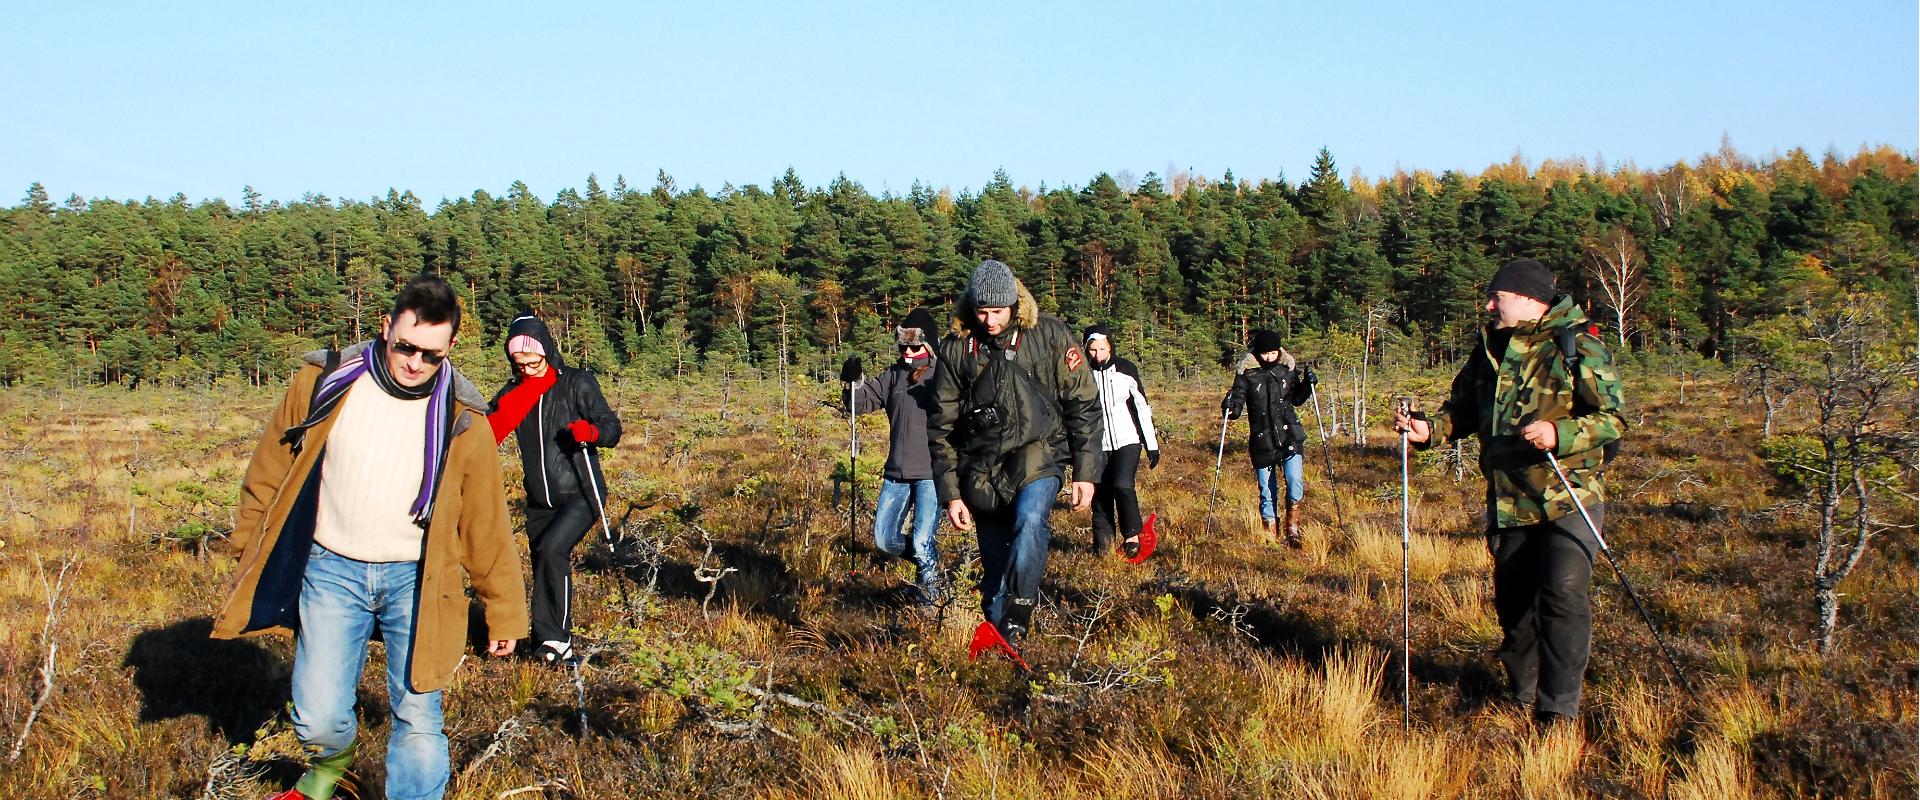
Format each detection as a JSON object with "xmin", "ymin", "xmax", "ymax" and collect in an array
[{"xmin": 0, "ymin": 373, "xmax": 1910, "ymax": 798}]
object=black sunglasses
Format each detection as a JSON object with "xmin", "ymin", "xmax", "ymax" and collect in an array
[{"xmin": 390, "ymin": 340, "xmax": 447, "ymax": 365}]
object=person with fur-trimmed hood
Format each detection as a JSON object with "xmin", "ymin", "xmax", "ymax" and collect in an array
[
  {"xmin": 486, "ymin": 313, "xmax": 622, "ymax": 668},
  {"xmin": 928, "ymin": 260, "xmax": 1104, "ymax": 659},
  {"xmin": 1223, "ymin": 329, "xmax": 1318, "ymax": 547},
  {"xmin": 841, "ymin": 308, "xmax": 945, "ymax": 604},
  {"xmin": 1081, "ymin": 324, "xmax": 1161, "ymax": 560}
]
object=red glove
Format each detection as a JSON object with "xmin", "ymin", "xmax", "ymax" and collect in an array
[
  {"xmin": 567, "ymin": 419, "xmax": 600, "ymax": 445},
  {"xmin": 487, "ymin": 369, "xmax": 557, "ymax": 445}
]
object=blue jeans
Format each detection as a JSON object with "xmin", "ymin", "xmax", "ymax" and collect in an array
[
  {"xmin": 873, "ymin": 478, "xmax": 942, "ymax": 601},
  {"xmin": 1255, "ymin": 455, "xmax": 1306, "ymax": 521},
  {"xmin": 292, "ymin": 543, "xmax": 448, "ymax": 800},
  {"xmin": 975, "ymin": 476, "xmax": 1061, "ymax": 624}
]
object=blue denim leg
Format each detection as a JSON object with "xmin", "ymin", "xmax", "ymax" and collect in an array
[
  {"xmin": 292, "ymin": 544, "xmax": 375, "ymax": 762},
  {"xmin": 1282, "ymin": 454, "xmax": 1306, "ymax": 504},
  {"xmin": 371, "ymin": 560, "xmax": 447, "ymax": 800},
  {"xmin": 871, "ymin": 478, "xmax": 913, "ymax": 558},
  {"xmin": 290, "ymin": 544, "xmax": 448, "ymax": 800},
  {"xmin": 975, "ymin": 477, "xmax": 1061, "ymax": 623},
  {"xmin": 1254, "ymin": 466, "xmax": 1280, "ymax": 522},
  {"xmin": 907, "ymin": 479, "xmax": 943, "ymax": 601}
]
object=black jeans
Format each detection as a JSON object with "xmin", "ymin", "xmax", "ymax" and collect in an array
[
  {"xmin": 524, "ymin": 496, "xmax": 598, "ymax": 645},
  {"xmin": 1489, "ymin": 505, "xmax": 1602, "ymax": 718}
]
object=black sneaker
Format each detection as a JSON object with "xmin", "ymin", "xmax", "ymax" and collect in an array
[{"xmin": 536, "ymin": 641, "xmax": 579, "ymax": 668}]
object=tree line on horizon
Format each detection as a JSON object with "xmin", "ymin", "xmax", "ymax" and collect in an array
[{"xmin": 0, "ymin": 142, "xmax": 1912, "ymax": 388}]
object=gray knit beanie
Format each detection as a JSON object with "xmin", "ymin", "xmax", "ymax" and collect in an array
[{"xmin": 968, "ymin": 260, "xmax": 1018, "ymax": 308}]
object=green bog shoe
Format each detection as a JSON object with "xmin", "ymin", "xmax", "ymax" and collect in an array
[{"xmin": 292, "ymin": 740, "xmax": 360, "ymax": 800}]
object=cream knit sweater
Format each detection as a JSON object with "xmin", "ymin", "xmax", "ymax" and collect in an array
[{"xmin": 313, "ymin": 373, "xmax": 430, "ymax": 562}]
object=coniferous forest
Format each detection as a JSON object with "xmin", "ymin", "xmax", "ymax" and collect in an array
[{"xmin": 1, "ymin": 143, "xmax": 1913, "ymax": 389}]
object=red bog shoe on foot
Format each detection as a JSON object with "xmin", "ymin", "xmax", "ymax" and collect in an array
[
  {"xmin": 967, "ymin": 620, "xmax": 1030, "ymax": 671},
  {"xmin": 1123, "ymin": 514, "xmax": 1157, "ymax": 564}
]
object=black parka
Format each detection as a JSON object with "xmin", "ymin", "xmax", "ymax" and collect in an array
[
  {"xmin": 927, "ymin": 282, "xmax": 1105, "ymax": 506},
  {"xmin": 1225, "ymin": 358, "xmax": 1314, "ymax": 469},
  {"xmin": 491, "ymin": 315, "xmax": 622, "ymax": 508}
]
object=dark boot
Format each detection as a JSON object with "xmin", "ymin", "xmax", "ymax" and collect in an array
[
  {"xmin": 1000, "ymin": 596, "xmax": 1036, "ymax": 641},
  {"xmin": 1284, "ymin": 501, "xmax": 1304, "ymax": 548}
]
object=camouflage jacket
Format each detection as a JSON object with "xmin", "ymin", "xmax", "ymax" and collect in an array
[{"xmin": 1417, "ymin": 295, "xmax": 1626, "ymax": 528}]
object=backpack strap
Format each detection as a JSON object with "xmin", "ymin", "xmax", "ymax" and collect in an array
[
  {"xmin": 308, "ymin": 348, "xmax": 341, "ymax": 414},
  {"xmin": 1554, "ymin": 325, "xmax": 1621, "ymax": 466},
  {"xmin": 307, "ymin": 347, "xmax": 341, "ymax": 414},
  {"xmin": 1554, "ymin": 326, "xmax": 1583, "ymax": 380}
]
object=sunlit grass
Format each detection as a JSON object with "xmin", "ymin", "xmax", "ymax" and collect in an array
[{"xmin": 0, "ymin": 376, "xmax": 1910, "ymax": 798}]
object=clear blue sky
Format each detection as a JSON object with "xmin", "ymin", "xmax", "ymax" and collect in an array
[{"xmin": 4, "ymin": 1, "xmax": 1914, "ymax": 205}]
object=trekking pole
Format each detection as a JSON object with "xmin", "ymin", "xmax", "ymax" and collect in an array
[
  {"xmin": 580, "ymin": 446, "xmax": 618, "ymax": 547},
  {"xmin": 1309, "ymin": 388, "xmax": 1346, "ymax": 526},
  {"xmin": 1397, "ymin": 398, "xmax": 1414, "ymax": 730},
  {"xmin": 1201, "ymin": 408, "xmax": 1230, "ymax": 541},
  {"xmin": 1542, "ymin": 449, "xmax": 1698, "ymax": 702},
  {"xmin": 840, "ymin": 357, "xmax": 864, "ymax": 577},
  {"xmin": 848, "ymin": 381, "xmax": 861, "ymax": 576}
]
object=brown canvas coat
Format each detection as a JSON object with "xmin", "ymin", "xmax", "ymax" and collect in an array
[{"xmin": 212, "ymin": 350, "xmax": 528, "ymax": 692}]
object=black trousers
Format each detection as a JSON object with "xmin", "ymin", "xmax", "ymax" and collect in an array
[
  {"xmin": 1489, "ymin": 504, "xmax": 1602, "ymax": 718},
  {"xmin": 524, "ymin": 496, "xmax": 598, "ymax": 645},
  {"xmin": 1092, "ymin": 444, "xmax": 1143, "ymax": 548}
]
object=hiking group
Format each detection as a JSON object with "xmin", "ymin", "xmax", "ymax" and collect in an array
[{"xmin": 218, "ymin": 255, "xmax": 1626, "ymax": 798}]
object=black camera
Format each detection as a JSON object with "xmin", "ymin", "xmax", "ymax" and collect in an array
[{"xmin": 966, "ymin": 404, "xmax": 1003, "ymax": 433}]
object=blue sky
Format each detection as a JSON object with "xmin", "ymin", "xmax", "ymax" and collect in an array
[{"xmin": 4, "ymin": 1, "xmax": 1914, "ymax": 205}]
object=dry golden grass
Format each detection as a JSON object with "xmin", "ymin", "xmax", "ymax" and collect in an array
[
  {"xmin": 0, "ymin": 372, "xmax": 1911, "ymax": 798},
  {"xmin": 1511, "ymin": 725, "xmax": 1585, "ymax": 800},
  {"xmin": 1668, "ymin": 738, "xmax": 1754, "ymax": 800},
  {"xmin": 1601, "ymin": 676, "xmax": 1679, "ymax": 796}
]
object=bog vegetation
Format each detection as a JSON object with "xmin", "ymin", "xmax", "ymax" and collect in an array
[
  {"xmin": 0, "ymin": 359, "xmax": 1913, "ymax": 797},
  {"xmin": 0, "ymin": 143, "xmax": 1913, "ymax": 797}
]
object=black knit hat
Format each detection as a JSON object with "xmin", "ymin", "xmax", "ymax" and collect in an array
[
  {"xmin": 1250, "ymin": 329, "xmax": 1283, "ymax": 354},
  {"xmin": 1487, "ymin": 259, "xmax": 1556, "ymax": 303},
  {"xmin": 895, "ymin": 308, "xmax": 939, "ymax": 347}
]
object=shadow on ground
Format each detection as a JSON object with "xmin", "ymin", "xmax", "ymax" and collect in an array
[{"xmin": 123, "ymin": 617, "xmax": 290, "ymax": 745}]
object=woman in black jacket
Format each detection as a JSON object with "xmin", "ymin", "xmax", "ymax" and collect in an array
[
  {"xmin": 487, "ymin": 314, "xmax": 622, "ymax": 666},
  {"xmin": 1223, "ymin": 329, "xmax": 1316, "ymax": 547}
]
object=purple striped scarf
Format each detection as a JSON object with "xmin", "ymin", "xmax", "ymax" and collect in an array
[{"xmin": 280, "ymin": 340, "xmax": 455, "ymax": 527}]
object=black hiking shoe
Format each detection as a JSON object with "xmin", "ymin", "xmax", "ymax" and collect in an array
[
  {"xmin": 1534, "ymin": 710, "xmax": 1577, "ymax": 734},
  {"xmin": 1000, "ymin": 597, "xmax": 1036, "ymax": 641},
  {"xmin": 536, "ymin": 641, "xmax": 579, "ymax": 668}
]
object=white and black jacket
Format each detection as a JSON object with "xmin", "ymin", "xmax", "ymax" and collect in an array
[{"xmin": 1090, "ymin": 357, "xmax": 1159, "ymax": 453}]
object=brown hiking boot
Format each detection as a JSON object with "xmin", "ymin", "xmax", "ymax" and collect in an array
[
  {"xmin": 1260, "ymin": 518, "xmax": 1279, "ymax": 544},
  {"xmin": 1283, "ymin": 502, "xmax": 1304, "ymax": 548}
]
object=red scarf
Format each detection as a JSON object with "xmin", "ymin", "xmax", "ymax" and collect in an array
[{"xmin": 488, "ymin": 368, "xmax": 558, "ymax": 444}]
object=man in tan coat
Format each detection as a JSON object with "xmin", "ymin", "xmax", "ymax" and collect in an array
[{"xmin": 213, "ymin": 274, "xmax": 527, "ymax": 800}]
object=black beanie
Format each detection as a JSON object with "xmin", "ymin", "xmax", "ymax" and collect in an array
[
  {"xmin": 1487, "ymin": 259, "xmax": 1556, "ymax": 303},
  {"xmin": 895, "ymin": 308, "xmax": 939, "ymax": 347},
  {"xmin": 1250, "ymin": 329, "xmax": 1283, "ymax": 354},
  {"xmin": 1082, "ymin": 323, "xmax": 1114, "ymax": 344}
]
